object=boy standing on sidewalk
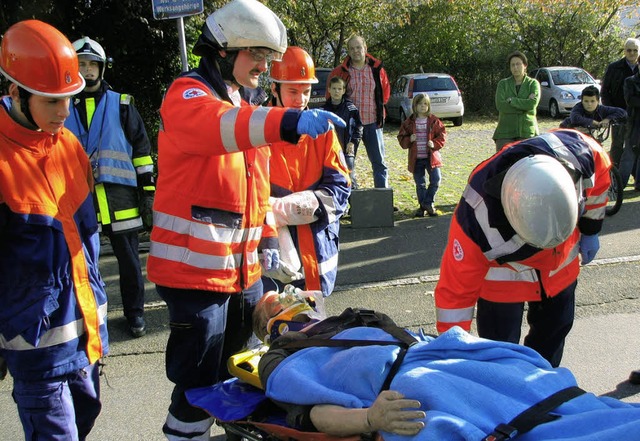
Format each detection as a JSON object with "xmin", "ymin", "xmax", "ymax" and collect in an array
[{"xmin": 323, "ymin": 76, "xmax": 363, "ymax": 188}]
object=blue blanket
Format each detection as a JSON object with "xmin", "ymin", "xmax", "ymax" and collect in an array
[{"xmin": 264, "ymin": 327, "xmax": 640, "ymax": 440}]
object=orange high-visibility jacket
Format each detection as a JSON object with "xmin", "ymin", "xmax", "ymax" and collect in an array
[
  {"xmin": 268, "ymin": 129, "xmax": 351, "ymax": 295},
  {"xmin": 435, "ymin": 130, "xmax": 611, "ymax": 333},
  {"xmin": 0, "ymin": 100, "xmax": 108, "ymax": 379},
  {"xmin": 147, "ymin": 72, "xmax": 302, "ymax": 293}
]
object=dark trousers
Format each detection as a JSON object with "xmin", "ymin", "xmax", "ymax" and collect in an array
[
  {"xmin": 476, "ymin": 280, "xmax": 577, "ymax": 367},
  {"xmin": 157, "ymin": 281, "xmax": 262, "ymax": 426},
  {"xmin": 13, "ymin": 363, "xmax": 101, "ymax": 441},
  {"xmin": 107, "ymin": 231, "xmax": 145, "ymax": 319},
  {"xmin": 609, "ymin": 123, "xmax": 626, "ymax": 167}
]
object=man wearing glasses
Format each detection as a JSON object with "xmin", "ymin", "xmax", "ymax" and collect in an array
[
  {"xmin": 146, "ymin": 0, "xmax": 344, "ymax": 439},
  {"xmin": 601, "ymin": 38, "xmax": 639, "ymax": 168}
]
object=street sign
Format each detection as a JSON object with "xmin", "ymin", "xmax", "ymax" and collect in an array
[{"xmin": 152, "ymin": 0, "xmax": 204, "ymax": 20}]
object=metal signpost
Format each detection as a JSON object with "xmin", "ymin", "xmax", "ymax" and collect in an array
[{"xmin": 151, "ymin": 0, "xmax": 204, "ymax": 72}]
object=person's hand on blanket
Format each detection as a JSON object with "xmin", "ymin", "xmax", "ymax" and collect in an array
[
  {"xmin": 366, "ymin": 390, "xmax": 425, "ymax": 435},
  {"xmin": 309, "ymin": 390, "xmax": 425, "ymax": 436}
]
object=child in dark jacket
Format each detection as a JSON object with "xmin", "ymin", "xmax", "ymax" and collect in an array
[
  {"xmin": 560, "ymin": 85, "xmax": 627, "ymax": 130},
  {"xmin": 323, "ymin": 76, "xmax": 363, "ymax": 188},
  {"xmin": 397, "ymin": 94, "xmax": 446, "ymax": 217}
]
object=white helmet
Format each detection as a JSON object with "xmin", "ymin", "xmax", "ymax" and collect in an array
[
  {"xmin": 501, "ymin": 155, "xmax": 579, "ymax": 249},
  {"xmin": 72, "ymin": 36, "xmax": 108, "ymax": 80},
  {"xmin": 194, "ymin": 0, "xmax": 287, "ymax": 56}
]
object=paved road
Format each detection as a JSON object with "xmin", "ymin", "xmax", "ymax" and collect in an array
[{"xmin": 2, "ymin": 193, "xmax": 640, "ymax": 440}]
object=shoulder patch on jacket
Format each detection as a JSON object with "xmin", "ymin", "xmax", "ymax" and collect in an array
[
  {"xmin": 453, "ymin": 239, "xmax": 464, "ymax": 261},
  {"xmin": 183, "ymin": 88, "xmax": 208, "ymax": 100},
  {"xmin": 120, "ymin": 94, "xmax": 133, "ymax": 105}
]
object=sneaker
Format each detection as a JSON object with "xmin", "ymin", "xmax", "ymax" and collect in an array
[
  {"xmin": 128, "ymin": 316, "xmax": 146, "ymax": 338},
  {"xmin": 425, "ymin": 205, "xmax": 439, "ymax": 217},
  {"xmin": 414, "ymin": 208, "xmax": 425, "ymax": 218}
]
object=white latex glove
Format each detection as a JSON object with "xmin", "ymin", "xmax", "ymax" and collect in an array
[{"xmin": 270, "ymin": 191, "xmax": 320, "ymax": 227}]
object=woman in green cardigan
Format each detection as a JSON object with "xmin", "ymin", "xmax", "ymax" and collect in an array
[{"xmin": 493, "ymin": 51, "xmax": 541, "ymax": 151}]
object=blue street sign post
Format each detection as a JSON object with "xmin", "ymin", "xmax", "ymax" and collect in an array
[{"xmin": 151, "ymin": 0, "xmax": 204, "ymax": 72}]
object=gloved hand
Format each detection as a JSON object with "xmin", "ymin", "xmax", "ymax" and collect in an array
[
  {"xmin": 270, "ymin": 192, "xmax": 320, "ymax": 227},
  {"xmin": 139, "ymin": 192, "xmax": 154, "ymax": 230},
  {"xmin": 579, "ymin": 234, "xmax": 599, "ymax": 265},
  {"xmin": 260, "ymin": 248, "xmax": 280, "ymax": 271},
  {"xmin": 262, "ymin": 227, "xmax": 303, "ymax": 282},
  {"xmin": 297, "ymin": 109, "xmax": 346, "ymax": 139}
]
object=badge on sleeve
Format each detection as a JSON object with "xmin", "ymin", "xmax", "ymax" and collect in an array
[
  {"xmin": 183, "ymin": 88, "xmax": 207, "ymax": 99},
  {"xmin": 453, "ymin": 239, "xmax": 464, "ymax": 261}
]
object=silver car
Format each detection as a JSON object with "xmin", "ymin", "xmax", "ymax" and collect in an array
[
  {"xmin": 386, "ymin": 73, "xmax": 464, "ymax": 126},
  {"xmin": 530, "ymin": 67, "xmax": 600, "ymax": 118}
]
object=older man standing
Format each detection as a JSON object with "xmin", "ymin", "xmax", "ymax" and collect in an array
[
  {"xmin": 329, "ymin": 35, "xmax": 391, "ymax": 189},
  {"xmin": 601, "ymin": 37, "xmax": 639, "ymax": 168}
]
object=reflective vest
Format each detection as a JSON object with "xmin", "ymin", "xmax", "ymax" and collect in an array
[
  {"xmin": 0, "ymin": 101, "xmax": 108, "ymax": 380},
  {"xmin": 435, "ymin": 130, "xmax": 611, "ymax": 333},
  {"xmin": 147, "ymin": 73, "xmax": 298, "ymax": 293},
  {"xmin": 66, "ymin": 90, "xmax": 137, "ymax": 187},
  {"xmin": 66, "ymin": 90, "xmax": 155, "ymax": 234},
  {"xmin": 268, "ymin": 129, "xmax": 351, "ymax": 296}
]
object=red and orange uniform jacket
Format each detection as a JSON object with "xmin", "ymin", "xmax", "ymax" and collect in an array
[
  {"xmin": 147, "ymin": 70, "xmax": 303, "ymax": 293},
  {"xmin": 435, "ymin": 130, "xmax": 611, "ymax": 333}
]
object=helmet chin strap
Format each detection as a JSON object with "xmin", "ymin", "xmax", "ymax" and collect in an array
[
  {"xmin": 84, "ymin": 78, "xmax": 100, "ymax": 88},
  {"xmin": 215, "ymin": 51, "xmax": 240, "ymax": 88},
  {"xmin": 17, "ymin": 87, "xmax": 37, "ymax": 128}
]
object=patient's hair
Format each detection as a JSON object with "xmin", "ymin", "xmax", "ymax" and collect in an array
[{"xmin": 253, "ymin": 292, "xmax": 282, "ymax": 343}]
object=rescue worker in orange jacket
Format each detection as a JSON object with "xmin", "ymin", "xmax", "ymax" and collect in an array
[
  {"xmin": 0, "ymin": 20, "xmax": 109, "ymax": 440},
  {"xmin": 434, "ymin": 129, "xmax": 611, "ymax": 367},
  {"xmin": 262, "ymin": 46, "xmax": 351, "ymax": 297},
  {"xmin": 145, "ymin": 1, "xmax": 345, "ymax": 439}
]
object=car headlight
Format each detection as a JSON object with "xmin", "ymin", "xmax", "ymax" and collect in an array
[{"xmin": 560, "ymin": 91, "xmax": 575, "ymax": 100}]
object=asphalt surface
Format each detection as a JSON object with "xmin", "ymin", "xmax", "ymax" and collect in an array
[{"xmin": 1, "ymin": 191, "xmax": 640, "ymax": 440}]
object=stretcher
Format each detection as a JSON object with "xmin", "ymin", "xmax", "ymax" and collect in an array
[{"xmin": 186, "ymin": 346, "xmax": 382, "ymax": 441}]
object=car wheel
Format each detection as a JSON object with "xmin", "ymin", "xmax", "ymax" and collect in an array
[
  {"xmin": 400, "ymin": 110, "xmax": 407, "ymax": 123},
  {"xmin": 549, "ymin": 100, "xmax": 560, "ymax": 119},
  {"xmin": 452, "ymin": 116, "xmax": 463, "ymax": 127}
]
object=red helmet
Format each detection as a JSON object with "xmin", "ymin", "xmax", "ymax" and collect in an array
[
  {"xmin": 269, "ymin": 46, "xmax": 318, "ymax": 84},
  {"xmin": 0, "ymin": 20, "xmax": 85, "ymax": 97}
]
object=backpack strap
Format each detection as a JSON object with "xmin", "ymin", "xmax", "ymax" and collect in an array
[{"xmin": 482, "ymin": 386, "xmax": 586, "ymax": 441}]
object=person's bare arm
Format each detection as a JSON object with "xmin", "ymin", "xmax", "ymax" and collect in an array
[{"xmin": 309, "ymin": 390, "xmax": 425, "ymax": 436}]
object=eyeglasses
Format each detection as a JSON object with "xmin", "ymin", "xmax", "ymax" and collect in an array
[
  {"xmin": 244, "ymin": 47, "xmax": 282, "ymax": 63},
  {"xmin": 625, "ymin": 48, "xmax": 639, "ymax": 52}
]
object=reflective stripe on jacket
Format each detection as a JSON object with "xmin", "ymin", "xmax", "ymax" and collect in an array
[
  {"xmin": 435, "ymin": 129, "xmax": 611, "ymax": 333},
  {"xmin": 147, "ymin": 72, "xmax": 299, "ymax": 293},
  {"xmin": 0, "ymin": 102, "xmax": 108, "ymax": 380},
  {"xmin": 268, "ymin": 129, "xmax": 351, "ymax": 296}
]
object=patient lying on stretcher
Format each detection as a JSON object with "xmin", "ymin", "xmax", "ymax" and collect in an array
[{"xmin": 190, "ymin": 289, "xmax": 640, "ymax": 441}]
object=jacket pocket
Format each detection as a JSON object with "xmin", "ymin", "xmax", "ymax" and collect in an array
[
  {"xmin": 192, "ymin": 205, "xmax": 242, "ymax": 229},
  {"xmin": 0, "ymin": 289, "xmax": 60, "ymax": 346}
]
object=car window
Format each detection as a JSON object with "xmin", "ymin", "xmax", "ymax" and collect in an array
[
  {"xmin": 394, "ymin": 77, "xmax": 407, "ymax": 94},
  {"xmin": 537, "ymin": 70, "xmax": 550, "ymax": 84},
  {"xmin": 551, "ymin": 69, "xmax": 593, "ymax": 86},
  {"xmin": 414, "ymin": 77, "xmax": 456, "ymax": 92}
]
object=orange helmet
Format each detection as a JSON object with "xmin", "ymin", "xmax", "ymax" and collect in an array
[
  {"xmin": 0, "ymin": 20, "xmax": 85, "ymax": 97},
  {"xmin": 269, "ymin": 46, "xmax": 318, "ymax": 84}
]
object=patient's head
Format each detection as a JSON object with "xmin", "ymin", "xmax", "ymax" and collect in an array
[{"xmin": 253, "ymin": 288, "xmax": 326, "ymax": 343}]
